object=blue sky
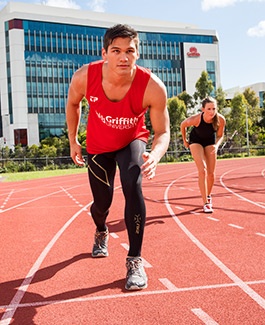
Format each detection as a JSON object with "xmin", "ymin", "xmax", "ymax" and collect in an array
[{"xmin": 1, "ymin": 0, "xmax": 265, "ymax": 91}]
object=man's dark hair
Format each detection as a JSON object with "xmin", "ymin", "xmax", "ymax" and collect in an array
[{"xmin": 103, "ymin": 24, "xmax": 139, "ymax": 52}]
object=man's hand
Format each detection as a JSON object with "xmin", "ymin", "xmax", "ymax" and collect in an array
[
  {"xmin": 141, "ymin": 152, "xmax": 158, "ymax": 180},
  {"xmin": 70, "ymin": 142, "xmax": 85, "ymax": 166}
]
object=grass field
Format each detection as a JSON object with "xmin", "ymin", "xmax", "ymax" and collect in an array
[{"xmin": 0, "ymin": 167, "xmax": 88, "ymax": 182}]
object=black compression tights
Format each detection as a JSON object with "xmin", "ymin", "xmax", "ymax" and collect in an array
[{"xmin": 87, "ymin": 139, "xmax": 146, "ymax": 257}]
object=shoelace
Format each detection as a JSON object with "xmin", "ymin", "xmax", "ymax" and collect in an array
[
  {"xmin": 126, "ymin": 259, "xmax": 142, "ymax": 275},
  {"xmin": 95, "ymin": 231, "xmax": 108, "ymax": 246}
]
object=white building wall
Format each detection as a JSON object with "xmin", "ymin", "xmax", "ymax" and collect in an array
[
  {"xmin": 0, "ymin": 17, "xmax": 10, "ymax": 147},
  {"xmin": 225, "ymin": 82, "xmax": 265, "ymax": 100},
  {"xmin": 27, "ymin": 113, "xmax": 39, "ymax": 146},
  {"xmin": 183, "ymin": 43, "xmax": 220, "ymax": 97},
  {"xmin": 9, "ymin": 28, "xmax": 28, "ymax": 129}
]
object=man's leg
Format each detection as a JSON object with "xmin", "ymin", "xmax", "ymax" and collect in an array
[
  {"xmin": 87, "ymin": 153, "xmax": 116, "ymax": 256},
  {"xmin": 116, "ymin": 140, "xmax": 147, "ymax": 290},
  {"xmin": 116, "ymin": 139, "xmax": 146, "ymax": 257}
]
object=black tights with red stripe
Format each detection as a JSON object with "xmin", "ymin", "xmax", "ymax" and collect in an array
[{"xmin": 87, "ymin": 139, "xmax": 146, "ymax": 257}]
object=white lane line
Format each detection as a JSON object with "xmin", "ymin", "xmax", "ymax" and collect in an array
[
  {"xmin": 0, "ymin": 201, "xmax": 93, "ymax": 325},
  {"xmin": 2, "ymin": 279, "xmax": 265, "ymax": 311},
  {"xmin": 120, "ymin": 243, "xmax": 152, "ymax": 268},
  {"xmin": 164, "ymin": 174, "xmax": 265, "ymax": 311},
  {"xmin": 207, "ymin": 217, "xmax": 219, "ymax": 221},
  {"xmin": 256, "ymin": 232, "xmax": 265, "ymax": 238},
  {"xmin": 0, "ymin": 186, "xmax": 121, "ymax": 325},
  {"xmin": 175, "ymin": 206, "xmax": 184, "ymax": 210},
  {"xmin": 0, "ymin": 189, "xmax": 14, "ymax": 211},
  {"xmin": 0, "ymin": 185, "xmax": 83, "ymax": 214},
  {"xmin": 159, "ymin": 278, "xmax": 178, "ymax": 290},
  {"xmin": 220, "ymin": 168, "xmax": 265, "ymax": 209},
  {"xmin": 190, "ymin": 211, "xmax": 200, "ymax": 215},
  {"xmin": 228, "ymin": 224, "xmax": 244, "ymax": 230},
  {"xmin": 121, "ymin": 243, "xmax": 129, "ymax": 250},
  {"xmin": 191, "ymin": 308, "xmax": 219, "ymax": 324},
  {"xmin": 110, "ymin": 232, "xmax": 119, "ymax": 239}
]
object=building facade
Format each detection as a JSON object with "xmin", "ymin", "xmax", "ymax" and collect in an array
[
  {"xmin": 225, "ymin": 82, "xmax": 265, "ymax": 108},
  {"xmin": 0, "ymin": 2, "xmax": 220, "ymax": 148}
]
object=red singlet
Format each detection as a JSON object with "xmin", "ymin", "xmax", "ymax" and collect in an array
[{"xmin": 85, "ymin": 60, "xmax": 151, "ymax": 154}]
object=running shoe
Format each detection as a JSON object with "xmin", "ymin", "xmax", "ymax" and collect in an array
[
  {"xmin": 92, "ymin": 228, "xmax": 109, "ymax": 257},
  {"xmin": 203, "ymin": 203, "xmax": 213, "ymax": 213},
  {"xmin": 125, "ymin": 257, "xmax": 147, "ymax": 290},
  {"xmin": 207, "ymin": 195, "xmax": 212, "ymax": 205}
]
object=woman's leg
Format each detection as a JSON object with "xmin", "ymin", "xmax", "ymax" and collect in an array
[
  {"xmin": 189, "ymin": 143, "xmax": 208, "ymax": 205},
  {"xmin": 204, "ymin": 145, "xmax": 217, "ymax": 197},
  {"xmin": 116, "ymin": 139, "xmax": 146, "ymax": 257}
]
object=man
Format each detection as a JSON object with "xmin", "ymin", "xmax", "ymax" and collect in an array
[{"xmin": 66, "ymin": 24, "xmax": 170, "ymax": 290}]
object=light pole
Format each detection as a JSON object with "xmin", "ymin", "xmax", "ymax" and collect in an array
[{"xmin": 244, "ymin": 105, "xmax": 250, "ymax": 156}]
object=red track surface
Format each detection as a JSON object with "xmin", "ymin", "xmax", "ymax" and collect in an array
[{"xmin": 0, "ymin": 157, "xmax": 265, "ymax": 324}]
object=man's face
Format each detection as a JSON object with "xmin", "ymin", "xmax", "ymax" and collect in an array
[{"xmin": 102, "ymin": 37, "xmax": 139, "ymax": 75}]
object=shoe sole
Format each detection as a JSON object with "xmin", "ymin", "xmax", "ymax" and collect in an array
[
  {"xmin": 92, "ymin": 252, "xmax": 109, "ymax": 257},
  {"xmin": 125, "ymin": 283, "xmax": 148, "ymax": 290}
]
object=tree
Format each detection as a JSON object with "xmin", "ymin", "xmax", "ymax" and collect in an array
[
  {"xmin": 260, "ymin": 92, "xmax": 265, "ymax": 128},
  {"xmin": 243, "ymin": 88, "xmax": 261, "ymax": 125},
  {"xmin": 227, "ymin": 93, "xmax": 248, "ymax": 145},
  {"xmin": 177, "ymin": 91, "xmax": 194, "ymax": 112},
  {"xmin": 79, "ymin": 97, "xmax": 89, "ymax": 133},
  {"xmin": 215, "ymin": 87, "xmax": 227, "ymax": 114},
  {"xmin": 167, "ymin": 97, "xmax": 186, "ymax": 151},
  {"xmin": 193, "ymin": 71, "xmax": 214, "ymax": 104}
]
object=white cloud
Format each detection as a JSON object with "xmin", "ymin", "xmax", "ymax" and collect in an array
[
  {"xmin": 202, "ymin": 0, "xmax": 238, "ymax": 11},
  {"xmin": 87, "ymin": 0, "xmax": 106, "ymax": 12},
  {"xmin": 41, "ymin": 0, "xmax": 80, "ymax": 10},
  {"xmin": 247, "ymin": 20, "xmax": 265, "ymax": 37},
  {"xmin": 201, "ymin": 0, "xmax": 265, "ymax": 11}
]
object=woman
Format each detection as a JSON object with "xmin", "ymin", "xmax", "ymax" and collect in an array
[{"xmin": 181, "ymin": 97, "xmax": 226, "ymax": 213}]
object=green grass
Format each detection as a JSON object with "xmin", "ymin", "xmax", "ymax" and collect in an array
[{"xmin": 0, "ymin": 167, "xmax": 88, "ymax": 182}]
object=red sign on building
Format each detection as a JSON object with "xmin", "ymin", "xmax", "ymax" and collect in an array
[{"xmin": 187, "ymin": 47, "xmax": 200, "ymax": 57}]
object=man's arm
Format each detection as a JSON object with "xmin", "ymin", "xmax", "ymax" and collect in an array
[
  {"xmin": 66, "ymin": 65, "xmax": 88, "ymax": 165},
  {"xmin": 141, "ymin": 73, "xmax": 170, "ymax": 179}
]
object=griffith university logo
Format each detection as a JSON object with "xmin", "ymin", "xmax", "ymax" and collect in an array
[
  {"xmin": 187, "ymin": 47, "xmax": 200, "ymax": 57},
  {"xmin": 90, "ymin": 96, "xmax": 98, "ymax": 102},
  {"xmin": 95, "ymin": 110, "xmax": 139, "ymax": 130}
]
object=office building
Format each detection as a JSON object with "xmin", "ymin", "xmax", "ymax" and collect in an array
[{"xmin": 0, "ymin": 2, "xmax": 220, "ymax": 147}]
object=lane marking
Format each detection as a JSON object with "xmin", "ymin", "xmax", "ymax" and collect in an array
[
  {"xmin": 220, "ymin": 168, "xmax": 265, "ymax": 210},
  {"xmin": 175, "ymin": 206, "xmax": 184, "ymax": 210},
  {"xmin": 159, "ymin": 278, "xmax": 178, "ymax": 290},
  {"xmin": 164, "ymin": 174, "xmax": 265, "ymax": 311},
  {"xmin": 1, "ymin": 279, "xmax": 265, "ymax": 310},
  {"xmin": 0, "ymin": 189, "xmax": 14, "ymax": 211},
  {"xmin": 207, "ymin": 217, "xmax": 219, "ymax": 221},
  {"xmin": 228, "ymin": 224, "xmax": 244, "ymax": 230},
  {"xmin": 191, "ymin": 308, "xmax": 219, "ymax": 324},
  {"xmin": 0, "ymin": 185, "xmax": 84, "ymax": 214},
  {"xmin": 0, "ymin": 185, "xmax": 121, "ymax": 325},
  {"xmin": 0, "ymin": 201, "xmax": 93, "ymax": 325},
  {"xmin": 120, "ymin": 243, "xmax": 152, "ymax": 268},
  {"xmin": 110, "ymin": 232, "xmax": 119, "ymax": 239},
  {"xmin": 256, "ymin": 232, "xmax": 265, "ymax": 238},
  {"xmin": 190, "ymin": 211, "xmax": 200, "ymax": 215}
]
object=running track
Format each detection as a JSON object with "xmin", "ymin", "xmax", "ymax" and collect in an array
[{"xmin": 0, "ymin": 157, "xmax": 265, "ymax": 324}]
